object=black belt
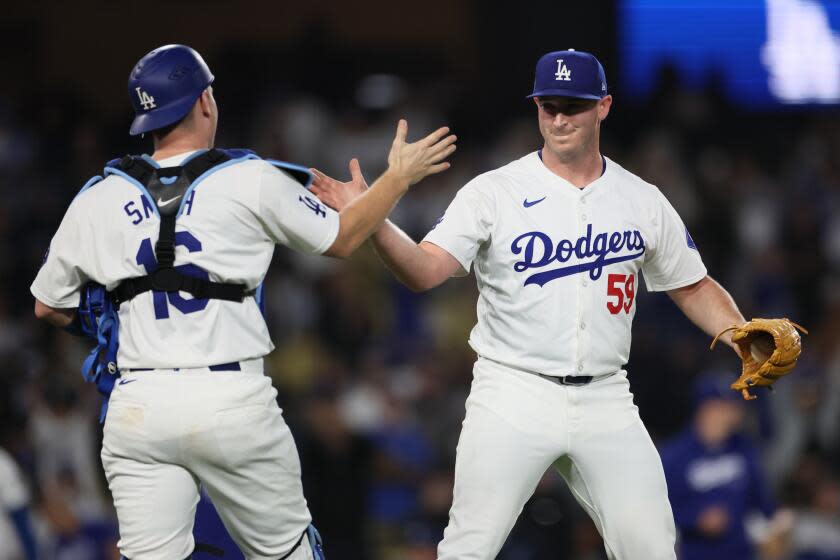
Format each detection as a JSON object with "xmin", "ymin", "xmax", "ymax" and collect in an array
[
  {"xmin": 537, "ymin": 373, "xmax": 594, "ymax": 386},
  {"xmin": 129, "ymin": 361, "xmax": 242, "ymax": 372},
  {"xmin": 535, "ymin": 371, "xmax": 619, "ymax": 386},
  {"xmin": 483, "ymin": 357, "xmax": 617, "ymax": 387}
]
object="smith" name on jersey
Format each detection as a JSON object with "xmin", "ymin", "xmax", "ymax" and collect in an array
[{"xmin": 511, "ymin": 224, "xmax": 645, "ymax": 286}]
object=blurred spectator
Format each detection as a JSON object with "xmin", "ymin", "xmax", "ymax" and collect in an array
[
  {"xmin": 789, "ymin": 475, "xmax": 840, "ymax": 560},
  {"xmin": 298, "ymin": 387, "xmax": 375, "ymax": 560},
  {"xmin": 660, "ymin": 374, "xmax": 787, "ymax": 560},
  {"xmin": 781, "ymin": 454, "xmax": 840, "ymax": 560},
  {"xmin": 0, "ymin": 446, "xmax": 36, "ymax": 560},
  {"xmin": 368, "ymin": 389, "xmax": 434, "ymax": 529},
  {"xmin": 30, "ymin": 382, "xmax": 105, "ymax": 522}
]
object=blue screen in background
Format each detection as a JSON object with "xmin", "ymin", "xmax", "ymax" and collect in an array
[{"xmin": 618, "ymin": 0, "xmax": 840, "ymax": 108}]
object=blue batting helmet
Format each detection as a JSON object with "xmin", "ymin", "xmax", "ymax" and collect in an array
[{"xmin": 128, "ymin": 44, "xmax": 214, "ymax": 136}]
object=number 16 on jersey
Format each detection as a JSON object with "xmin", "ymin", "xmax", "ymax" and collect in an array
[{"xmin": 136, "ymin": 233, "xmax": 210, "ymax": 319}]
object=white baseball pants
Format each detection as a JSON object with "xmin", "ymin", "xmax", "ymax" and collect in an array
[
  {"xmin": 437, "ymin": 358, "xmax": 676, "ymax": 560},
  {"xmin": 101, "ymin": 363, "xmax": 313, "ymax": 560}
]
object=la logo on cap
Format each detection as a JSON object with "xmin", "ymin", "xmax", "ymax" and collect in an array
[{"xmin": 554, "ymin": 59, "xmax": 572, "ymax": 81}]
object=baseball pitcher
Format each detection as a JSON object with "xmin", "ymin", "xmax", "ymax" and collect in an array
[{"xmin": 310, "ymin": 50, "xmax": 805, "ymax": 559}]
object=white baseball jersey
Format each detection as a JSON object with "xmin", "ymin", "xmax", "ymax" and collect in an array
[
  {"xmin": 31, "ymin": 151, "xmax": 339, "ymax": 368},
  {"xmin": 423, "ymin": 151, "xmax": 706, "ymax": 377}
]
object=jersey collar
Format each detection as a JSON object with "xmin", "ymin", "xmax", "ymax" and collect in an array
[
  {"xmin": 530, "ymin": 151, "xmax": 613, "ymax": 199},
  {"xmin": 151, "ymin": 150, "xmax": 204, "ymax": 168},
  {"xmin": 537, "ymin": 149, "xmax": 606, "ymax": 178}
]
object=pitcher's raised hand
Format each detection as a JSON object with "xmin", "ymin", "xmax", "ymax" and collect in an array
[{"xmin": 387, "ymin": 119, "xmax": 457, "ymax": 186}]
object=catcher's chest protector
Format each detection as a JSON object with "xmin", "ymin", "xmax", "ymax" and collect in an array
[{"xmin": 107, "ymin": 149, "xmax": 248, "ymax": 307}]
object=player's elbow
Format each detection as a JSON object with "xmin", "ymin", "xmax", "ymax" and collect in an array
[
  {"xmin": 33, "ymin": 299, "xmax": 74, "ymax": 327},
  {"xmin": 324, "ymin": 237, "xmax": 358, "ymax": 259},
  {"xmin": 401, "ymin": 271, "xmax": 445, "ymax": 293},
  {"xmin": 34, "ymin": 299, "xmax": 51, "ymax": 321},
  {"xmin": 403, "ymin": 278, "xmax": 430, "ymax": 293}
]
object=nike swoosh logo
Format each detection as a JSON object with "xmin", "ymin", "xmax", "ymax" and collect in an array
[
  {"xmin": 157, "ymin": 195, "xmax": 182, "ymax": 207},
  {"xmin": 523, "ymin": 196, "xmax": 546, "ymax": 208},
  {"xmin": 119, "ymin": 379, "xmax": 137, "ymax": 385}
]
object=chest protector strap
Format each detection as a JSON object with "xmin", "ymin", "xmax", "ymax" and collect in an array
[{"xmin": 110, "ymin": 149, "xmax": 248, "ymax": 306}]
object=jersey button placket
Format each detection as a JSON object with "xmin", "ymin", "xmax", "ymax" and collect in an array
[{"xmin": 575, "ymin": 197, "xmax": 586, "ymax": 383}]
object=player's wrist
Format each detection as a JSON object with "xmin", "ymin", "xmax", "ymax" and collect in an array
[{"xmin": 380, "ymin": 167, "xmax": 412, "ymax": 194}]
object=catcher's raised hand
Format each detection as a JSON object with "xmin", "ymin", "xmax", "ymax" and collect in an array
[
  {"xmin": 710, "ymin": 318, "xmax": 808, "ymax": 400},
  {"xmin": 310, "ymin": 158, "xmax": 368, "ymax": 212},
  {"xmin": 387, "ymin": 119, "xmax": 457, "ymax": 186}
]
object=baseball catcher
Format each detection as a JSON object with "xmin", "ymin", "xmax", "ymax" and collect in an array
[
  {"xmin": 710, "ymin": 318, "xmax": 808, "ymax": 400},
  {"xmin": 32, "ymin": 43, "xmax": 455, "ymax": 560}
]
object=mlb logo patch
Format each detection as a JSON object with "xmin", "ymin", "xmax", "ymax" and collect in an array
[{"xmin": 686, "ymin": 228, "xmax": 697, "ymax": 250}]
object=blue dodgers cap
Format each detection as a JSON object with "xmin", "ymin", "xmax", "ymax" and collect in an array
[
  {"xmin": 527, "ymin": 49, "xmax": 608, "ymax": 100},
  {"xmin": 128, "ymin": 44, "xmax": 214, "ymax": 136}
]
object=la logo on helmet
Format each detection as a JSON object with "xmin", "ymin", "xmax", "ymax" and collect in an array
[
  {"xmin": 135, "ymin": 87, "xmax": 157, "ymax": 111},
  {"xmin": 555, "ymin": 60, "xmax": 572, "ymax": 81}
]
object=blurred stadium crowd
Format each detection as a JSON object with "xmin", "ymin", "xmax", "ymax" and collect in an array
[{"xmin": 1, "ymin": 49, "xmax": 840, "ymax": 559}]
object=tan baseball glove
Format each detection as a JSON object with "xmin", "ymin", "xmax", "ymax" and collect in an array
[{"xmin": 710, "ymin": 318, "xmax": 808, "ymax": 400}]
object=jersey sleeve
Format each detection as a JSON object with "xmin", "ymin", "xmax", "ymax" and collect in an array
[
  {"xmin": 30, "ymin": 197, "xmax": 92, "ymax": 308},
  {"xmin": 422, "ymin": 178, "xmax": 495, "ymax": 274},
  {"xmin": 640, "ymin": 189, "xmax": 707, "ymax": 291},
  {"xmin": 258, "ymin": 164, "xmax": 339, "ymax": 255}
]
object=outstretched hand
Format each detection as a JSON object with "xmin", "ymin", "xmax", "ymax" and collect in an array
[
  {"xmin": 310, "ymin": 158, "xmax": 368, "ymax": 212},
  {"xmin": 310, "ymin": 120, "xmax": 456, "ymax": 211},
  {"xmin": 388, "ymin": 119, "xmax": 457, "ymax": 186}
]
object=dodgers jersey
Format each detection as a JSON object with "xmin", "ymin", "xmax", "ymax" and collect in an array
[
  {"xmin": 423, "ymin": 152, "xmax": 706, "ymax": 377},
  {"xmin": 31, "ymin": 151, "xmax": 339, "ymax": 368}
]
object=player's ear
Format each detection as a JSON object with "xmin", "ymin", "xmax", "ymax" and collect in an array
[
  {"xmin": 197, "ymin": 88, "xmax": 213, "ymax": 118},
  {"xmin": 597, "ymin": 95, "xmax": 613, "ymax": 121}
]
